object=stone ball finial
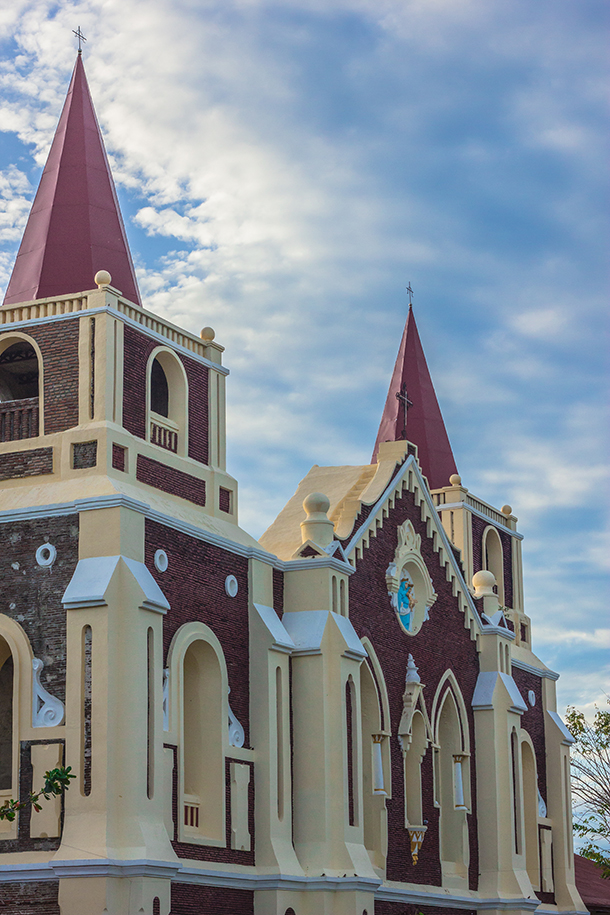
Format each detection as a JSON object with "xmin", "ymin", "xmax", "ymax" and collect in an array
[
  {"xmin": 501, "ymin": 504, "xmax": 512, "ymax": 515},
  {"xmin": 472, "ymin": 569, "xmax": 496, "ymax": 598},
  {"xmin": 303, "ymin": 492, "xmax": 330, "ymax": 518},
  {"xmin": 300, "ymin": 492, "xmax": 334, "ymax": 548},
  {"xmin": 94, "ymin": 269, "xmax": 112, "ymax": 288},
  {"xmin": 449, "ymin": 473, "xmax": 462, "ymax": 486},
  {"xmin": 200, "ymin": 326, "xmax": 215, "ymax": 342}
]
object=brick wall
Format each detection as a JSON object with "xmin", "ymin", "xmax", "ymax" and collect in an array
[
  {"xmin": 0, "ymin": 515, "xmax": 78, "ymax": 705},
  {"xmin": 137, "ymin": 456, "xmax": 206, "ymax": 507},
  {"xmin": 511, "ymin": 667, "xmax": 547, "ymax": 805},
  {"xmin": 33, "ymin": 321, "xmax": 79, "ymax": 434},
  {"xmin": 499, "ymin": 527, "xmax": 513, "ymax": 608},
  {"xmin": 0, "ymin": 448, "xmax": 53, "ymax": 481},
  {"xmin": 170, "ymin": 883, "xmax": 253, "ymax": 914},
  {"xmin": 0, "ymin": 881, "xmax": 60, "ymax": 914},
  {"xmin": 273, "ymin": 569, "xmax": 284, "ymax": 618},
  {"xmin": 348, "ymin": 486, "xmax": 480, "ymax": 890},
  {"xmin": 122, "ymin": 324, "xmax": 153, "ymax": 441},
  {"xmin": 183, "ymin": 354, "xmax": 209, "ymax": 466}
]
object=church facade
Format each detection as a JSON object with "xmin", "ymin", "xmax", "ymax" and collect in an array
[{"xmin": 0, "ymin": 54, "xmax": 586, "ymax": 915}]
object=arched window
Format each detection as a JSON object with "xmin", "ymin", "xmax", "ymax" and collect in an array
[
  {"xmin": 0, "ymin": 637, "xmax": 14, "ymax": 794},
  {"xmin": 183, "ymin": 640, "xmax": 224, "ymax": 841},
  {"xmin": 166, "ymin": 622, "xmax": 229, "ymax": 846},
  {"xmin": 511, "ymin": 729, "xmax": 522, "ymax": 855},
  {"xmin": 151, "ymin": 358, "xmax": 169, "ymax": 417},
  {"xmin": 147, "ymin": 347, "xmax": 188, "ymax": 456},
  {"xmin": 434, "ymin": 676, "xmax": 470, "ymax": 889},
  {"xmin": 0, "ymin": 336, "xmax": 42, "ymax": 441},
  {"xmin": 521, "ymin": 738, "xmax": 540, "ymax": 890},
  {"xmin": 345, "ymin": 676, "xmax": 358, "ymax": 827},
  {"xmin": 483, "ymin": 526, "xmax": 505, "ymax": 605}
]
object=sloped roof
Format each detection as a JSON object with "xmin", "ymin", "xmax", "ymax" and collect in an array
[
  {"xmin": 259, "ymin": 450, "xmax": 405, "ymax": 561},
  {"xmin": 3, "ymin": 54, "xmax": 141, "ymax": 307},
  {"xmin": 575, "ymin": 854, "xmax": 610, "ymax": 911},
  {"xmin": 371, "ymin": 306, "xmax": 457, "ymax": 490}
]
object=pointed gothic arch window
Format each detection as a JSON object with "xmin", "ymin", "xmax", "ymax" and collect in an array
[
  {"xmin": 482, "ymin": 526, "xmax": 505, "ymax": 605},
  {"xmin": 405, "ymin": 710, "xmax": 427, "ymax": 827},
  {"xmin": 433, "ymin": 675, "xmax": 470, "ymax": 889}
]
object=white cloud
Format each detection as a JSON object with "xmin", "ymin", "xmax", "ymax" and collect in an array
[{"xmin": 0, "ymin": 0, "xmax": 607, "ymax": 711}]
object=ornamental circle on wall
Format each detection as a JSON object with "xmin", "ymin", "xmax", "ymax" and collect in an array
[
  {"xmin": 154, "ymin": 549, "xmax": 169, "ymax": 573},
  {"xmin": 35, "ymin": 543, "xmax": 57, "ymax": 568},
  {"xmin": 528, "ymin": 689, "xmax": 536, "ymax": 707},
  {"xmin": 225, "ymin": 575, "xmax": 239, "ymax": 597}
]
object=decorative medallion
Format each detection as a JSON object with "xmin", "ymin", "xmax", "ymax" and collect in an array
[
  {"xmin": 385, "ymin": 520, "xmax": 437, "ymax": 636},
  {"xmin": 225, "ymin": 574, "xmax": 239, "ymax": 597},
  {"xmin": 154, "ymin": 549, "xmax": 169, "ymax": 573},
  {"xmin": 35, "ymin": 543, "xmax": 56, "ymax": 568}
]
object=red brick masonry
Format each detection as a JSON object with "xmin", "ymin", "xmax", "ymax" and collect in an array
[{"xmin": 137, "ymin": 455, "xmax": 206, "ymax": 507}]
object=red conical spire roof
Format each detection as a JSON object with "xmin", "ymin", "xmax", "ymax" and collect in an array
[
  {"xmin": 371, "ymin": 305, "xmax": 457, "ymax": 489},
  {"xmin": 3, "ymin": 54, "xmax": 141, "ymax": 307}
]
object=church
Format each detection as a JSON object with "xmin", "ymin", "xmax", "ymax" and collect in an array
[{"xmin": 0, "ymin": 52, "xmax": 586, "ymax": 915}]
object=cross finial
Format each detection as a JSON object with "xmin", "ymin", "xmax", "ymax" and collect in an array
[
  {"xmin": 406, "ymin": 282, "xmax": 414, "ymax": 306},
  {"xmin": 73, "ymin": 27, "xmax": 87, "ymax": 54},
  {"xmin": 396, "ymin": 381, "xmax": 413, "ymax": 439}
]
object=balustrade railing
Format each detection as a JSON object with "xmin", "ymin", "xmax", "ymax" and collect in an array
[
  {"xmin": 150, "ymin": 415, "xmax": 178, "ymax": 453},
  {"xmin": 0, "ymin": 397, "xmax": 39, "ymax": 442}
]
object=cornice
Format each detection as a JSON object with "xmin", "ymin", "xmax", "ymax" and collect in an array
[
  {"xmin": 0, "ymin": 305, "xmax": 229, "ymax": 375},
  {"xmin": 511, "ymin": 658, "xmax": 560, "ymax": 681},
  {"xmin": 0, "ymin": 858, "xmax": 582, "ymax": 914},
  {"xmin": 435, "ymin": 501, "xmax": 524, "ymax": 540}
]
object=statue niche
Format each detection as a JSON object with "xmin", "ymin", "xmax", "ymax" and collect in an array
[{"xmin": 385, "ymin": 520, "xmax": 437, "ymax": 636}]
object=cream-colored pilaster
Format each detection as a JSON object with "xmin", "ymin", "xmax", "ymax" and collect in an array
[
  {"xmin": 254, "ymin": 887, "xmax": 377, "ymax": 915},
  {"xmin": 58, "ymin": 874, "xmax": 171, "ymax": 915},
  {"xmin": 55, "ymin": 506, "xmax": 176, "ymax": 914},
  {"xmin": 436, "ymin": 477, "xmax": 472, "ymax": 581},
  {"xmin": 249, "ymin": 558, "xmax": 302, "ymax": 874},
  {"xmin": 542, "ymin": 677, "xmax": 585, "ymax": 912},
  {"xmin": 79, "ymin": 506, "xmax": 145, "ymax": 562},
  {"xmin": 473, "ymin": 623, "xmax": 532, "ymax": 899},
  {"xmin": 112, "ymin": 316, "xmax": 124, "ymax": 425},
  {"xmin": 512, "ymin": 536, "xmax": 524, "ymax": 614},
  {"xmin": 216, "ymin": 372, "xmax": 227, "ymax": 471},
  {"xmin": 284, "ymin": 588, "xmax": 374, "ymax": 878}
]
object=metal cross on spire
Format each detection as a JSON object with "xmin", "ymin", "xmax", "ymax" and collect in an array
[
  {"xmin": 406, "ymin": 282, "xmax": 414, "ymax": 306},
  {"xmin": 396, "ymin": 381, "xmax": 413, "ymax": 439},
  {"xmin": 72, "ymin": 27, "xmax": 87, "ymax": 54}
]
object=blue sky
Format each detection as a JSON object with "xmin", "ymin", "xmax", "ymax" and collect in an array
[{"xmin": 0, "ymin": 0, "xmax": 608, "ymax": 716}]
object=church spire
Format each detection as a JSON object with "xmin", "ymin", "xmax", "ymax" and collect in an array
[
  {"xmin": 3, "ymin": 54, "xmax": 141, "ymax": 307},
  {"xmin": 371, "ymin": 304, "xmax": 457, "ymax": 489}
]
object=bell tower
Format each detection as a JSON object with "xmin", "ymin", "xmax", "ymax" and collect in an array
[{"xmin": 0, "ymin": 52, "xmax": 237, "ymax": 915}]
